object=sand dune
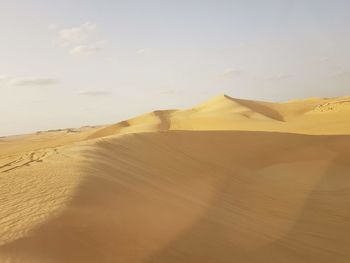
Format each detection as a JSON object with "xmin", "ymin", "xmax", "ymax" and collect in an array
[
  {"xmin": 1, "ymin": 95, "xmax": 350, "ymax": 262},
  {"xmin": 88, "ymin": 95, "xmax": 350, "ymax": 138}
]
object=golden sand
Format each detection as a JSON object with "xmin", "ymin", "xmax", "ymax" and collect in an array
[{"xmin": 1, "ymin": 95, "xmax": 350, "ymax": 262}]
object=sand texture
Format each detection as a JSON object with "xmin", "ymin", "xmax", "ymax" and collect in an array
[{"xmin": 1, "ymin": 95, "xmax": 350, "ymax": 262}]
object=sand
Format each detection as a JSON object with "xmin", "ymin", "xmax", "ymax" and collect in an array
[{"xmin": 1, "ymin": 94, "xmax": 350, "ymax": 262}]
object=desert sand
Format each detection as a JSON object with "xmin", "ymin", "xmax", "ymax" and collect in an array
[{"xmin": 1, "ymin": 94, "xmax": 350, "ymax": 262}]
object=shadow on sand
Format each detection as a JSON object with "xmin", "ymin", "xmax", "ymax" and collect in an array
[{"xmin": 1, "ymin": 131, "xmax": 350, "ymax": 263}]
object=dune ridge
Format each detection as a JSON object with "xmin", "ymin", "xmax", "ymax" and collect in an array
[
  {"xmin": 87, "ymin": 94, "xmax": 350, "ymax": 139},
  {"xmin": 1, "ymin": 95, "xmax": 350, "ymax": 262}
]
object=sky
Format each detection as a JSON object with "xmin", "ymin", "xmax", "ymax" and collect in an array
[{"xmin": 1, "ymin": 0, "xmax": 350, "ymax": 136}]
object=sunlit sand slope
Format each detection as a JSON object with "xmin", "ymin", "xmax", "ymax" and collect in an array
[{"xmin": 1, "ymin": 131, "xmax": 350, "ymax": 263}]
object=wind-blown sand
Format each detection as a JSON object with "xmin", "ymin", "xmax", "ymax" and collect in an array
[{"xmin": 1, "ymin": 95, "xmax": 350, "ymax": 262}]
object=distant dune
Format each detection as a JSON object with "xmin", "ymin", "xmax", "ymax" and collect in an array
[{"xmin": 1, "ymin": 95, "xmax": 350, "ymax": 262}]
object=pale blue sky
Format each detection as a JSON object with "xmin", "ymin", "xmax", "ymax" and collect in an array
[{"xmin": 1, "ymin": 0, "xmax": 350, "ymax": 135}]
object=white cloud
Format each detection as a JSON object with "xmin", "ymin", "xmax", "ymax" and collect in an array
[
  {"xmin": 136, "ymin": 48, "xmax": 146, "ymax": 54},
  {"xmin": 11, "ymin": 77, "xmax": 59, "ymax": 86},
  {"xmin": 0, "ymin": 75, "xmax": 12, "ymax": 83},
  {"xmin": 331, "ymin": 71, "xmax": 350, "ymax": 81},
  {"xmin": 0, "ymin": 75, "xmax": 59, "ymax": 86},
  {"xmin": 48, "ymin": 24, "xmax": 58, "ymax": 31},
  {"xmin": 70, "ymin": 45, "xmax": 101, "ymax": 55},
  {"xmin": 58, "ymin": 22, "xmax": 96, "ymax": 47},
  {"xmin": 320, "ymin": 57, "xmax": 331, "ymax": 63},
  {"xmin": 219, "ymin": 69, "xmax": 244, "ymax": 79},
  {"xmin": 238, "ymin": 43, "xmax": 256, "ymax": 49},
  {"xmin": 263, "ymin": 74, "xmax": 291, "ymax": 81},
  {"xmin": 50, "ymin": 22, "xmax": 107, "ymax": 56},
  {"xmin": 70, "ymin": 41, "xmax": 107, "ymax": 55},
  {"xmin": 78, "ymin": 90, "xmax": 112, "ymax": 97},
  {"xmin": 158, "ymin": 88, "xmax": 184, "ymax": 95}
]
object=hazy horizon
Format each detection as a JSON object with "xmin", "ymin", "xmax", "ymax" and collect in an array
[{"xmin": 1, "ymin": 0, "xmax": 350, "ymax": 136}]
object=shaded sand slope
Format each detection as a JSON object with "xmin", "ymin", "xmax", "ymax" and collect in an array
[{"xmin": 1, "ymin": 131, "xmax": 350, "ymax": 263}]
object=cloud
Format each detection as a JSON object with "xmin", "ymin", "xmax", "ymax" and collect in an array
[
  {"xmin": 238, "ymin": 43, "xmax": 256, "ymax": 49},
  {"xmin": 0, "ymin": 75, "xmax": 59, "ymax": 87},
  {"xmin": 320, "ymin": 57, "xmax": 331, "ymax": 63},
  {"xmin": 136, "ymin": 48, "xmax": 146, "ymax": 54},
  {"xmin": 70, "ymin": 45, "xmax": 102, "ymax": 55},
  {"xmin": 0, "ymin": 75, "xmax": 11, "ymax": 83},
  {"xmin": 158, "ymin": 88, "xmax": 184, "ymax": 95},
  {"xmin": 219, "ymin": 69, "xmax": 244, "ymax": 79},
  {"xmin": 70, "ymin": 41, "xmax": 107, "ymax": 55},
  {"xmin": 10, "ymin": 77, "xmax": 59, "ymax": 86},
  {"xmin": 78, "ymin": 90, "xmax": 112, "ymax": 97},
  {"xmin": 58, "ymin": 22, "xmax": 96, "ymax": 47},
  {"xmin": 331, "ymin": 71, "xmax": 350, "ymax": 82},
  {"xmin": 263, "ymin": 74, "xmax": 291, "ymax": 81},
  {"xmin": 50, "ymin": 22, "xmax": 106, "ymax": 55},
  {"xmin": 48, "ymin": 24, "xmax": 58, "ymax": 31}
]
